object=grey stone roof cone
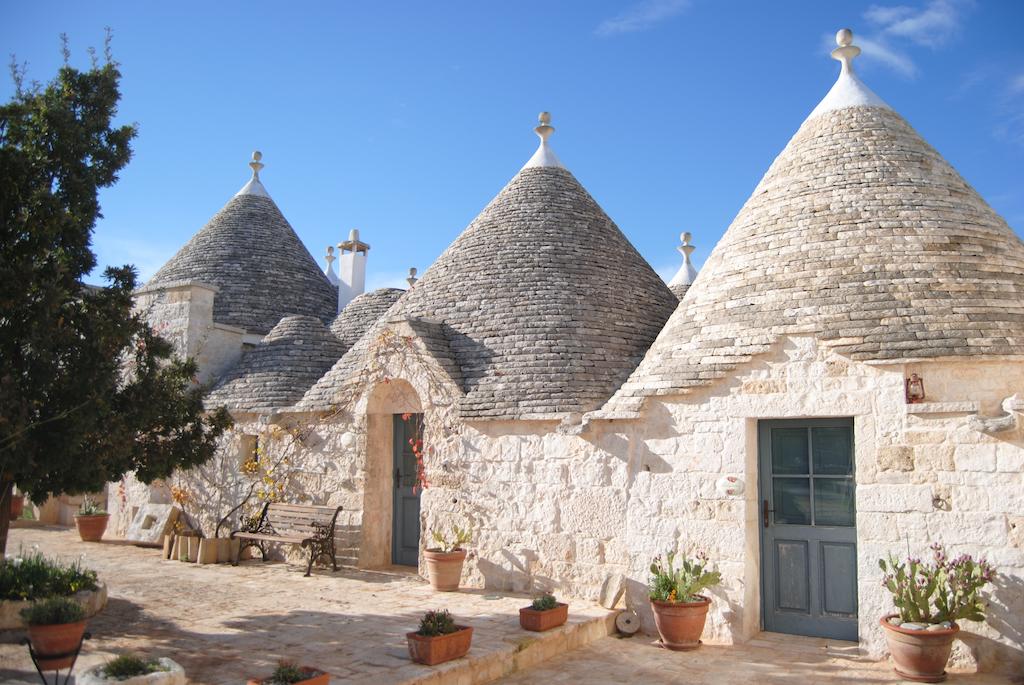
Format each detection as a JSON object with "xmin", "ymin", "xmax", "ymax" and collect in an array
[
  {"xmin": 206, "ymin": 315, "xmax": 346, "ymax": 412},
  {"xmin": 303, "ymin": 113, "xmax": 678, "ymax": 419},
  {"xmin": 604, "ymin": 29, "xmax": 1024, "ymax": 416},
  {"xmin": 146, "ymin": 152, "xmax": 337, "ymax": 335}
]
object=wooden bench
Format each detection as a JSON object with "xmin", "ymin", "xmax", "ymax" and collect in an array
[{"xmin": 230, "ymin": 502, "xmax": 343, "ymax": 576}]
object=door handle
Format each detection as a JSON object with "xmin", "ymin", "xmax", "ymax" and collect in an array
[{"xmin": 763, "ymin": 499, "xmax": 772, "ymax": 528}]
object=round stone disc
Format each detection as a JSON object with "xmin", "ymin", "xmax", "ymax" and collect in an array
[{"xmin": 615, "ymin": 609, "xmax": 640, "ymax": 635}]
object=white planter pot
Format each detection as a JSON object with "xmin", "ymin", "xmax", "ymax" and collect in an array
[{"xmin": 80, "ymin": 657, "xmax": 186, "ymax": 685}]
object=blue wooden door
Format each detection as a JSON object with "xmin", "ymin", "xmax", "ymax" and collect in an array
[
  {"xmin": 759, "ymin": 419, "xmax": 858, "ymax": 640},
  {"xmin": 392, "ymin": 414, "xmax": 422, "ymax": 566}
]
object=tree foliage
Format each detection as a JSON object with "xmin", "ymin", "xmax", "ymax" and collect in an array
[{"xmin": 0, "ymin": 34, "xmax": 231, "ymax": 555}]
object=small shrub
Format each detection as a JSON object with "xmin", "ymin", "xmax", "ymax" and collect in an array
[
  {"xmin": 530, "ymin": 593, "xmax": 558, "ymax": 611},
  {"xmin": 430, "ymin": 525, "xmax": 471, "ymax": 553},
  {"xmin": 879, "ymin": 544, "xmax": 995, "ymax": 624},
  {"xmin": 78, "ymin": 496, "xmax": 107, "ymax": 516},
  {"xmin": 20, "ymin": 596, "xmax": 85, "ymax": 626},
  {"xmin": 417, "ymin": 609, "xmax": 458, "ymax": 637},
  {"xmin": 265, "ymin": 660, "xmax": 319, "ymax": 684},
  {"xmin": 102, "ymin": 654, "xmax": 168, "ymax": 678},
  {"xmin": 649, "ymin": 550, "xmax": 721, "ymax": 603},
  {"xmin": 0, "ymin": 548, "xmax": 99, "ymax": 601}
]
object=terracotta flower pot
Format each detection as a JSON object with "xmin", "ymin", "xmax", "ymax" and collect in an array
[
  {"xmin": 74, "ymin": 514, "xmax": 109, "ymax": 542},
  {"xmin": 424, "ymin": 549, "xmax": 467, "ymax": 591},
  {"xmin": 406, "ymin": 626, "xmax": 473, "ymax": 665},
  {"xmin": 246, "ymin": 666, "xmax": 329, "ymax": 685},
  {"xmin": 27, "ymin": 620, "xmax": 87, "ymax": 670},
  {"xmin": 880, "ymin": 615, "xmax": 960, "ymax": 683},
  {"xmin": 650, "ymin": 596, "xmax": 710, "ymax": 651},
  {"xmin": 10, "ymin": 494, "xmax": 24, "ymax": 519},
  {"xmin": 519, "ymin": 603, "xmax": 569, "ymax": 632}
]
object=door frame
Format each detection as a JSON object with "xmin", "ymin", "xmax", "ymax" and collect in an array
[{"xmin": 757, "ymin": 417, "xmax": 858, "ymax": 641}]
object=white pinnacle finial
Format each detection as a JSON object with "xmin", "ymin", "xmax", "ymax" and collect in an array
[
  {"xmin": 831, "ymin": 28, "xmax": 861, "ymax": 74},
  {"xmin": 669, "ymin": 230, "xmax": 699, "ymax": 292},
  {"xmin": 235, "ymin": 150, "xmax": 271, "ymax": 197},
  {"xmin": 535, "ymin": 111, "xmax": 554, "ymax": 142},
  {"xmin": 324, "ymin": 245, "xmax": 339, "ymax": 285},
  {"xmin": 522, "ymin": 111, "xmax": 563, "ymax": 169},
  {"xmin": 249, "ymin": 150, "xmax": 264, "ymax": 180},
  {"xmin": 407, "ymin": 267, "xmax": 418, "ymax": 287},
  {"xmin": 679, "ymin": 232, "xmax": 696, "ymax": 263},
  {"xmin": 806, "ymin": 27, "xmax": 890, "ymax": 121}
]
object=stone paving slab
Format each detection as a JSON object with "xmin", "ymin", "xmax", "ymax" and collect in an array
[
  {"xmin": 1, "ymin": 526, "xmax": 611, "ymax": 684},
  {"xmin": 495, "ymin": 632, "xmax": 1020, "ymax": 684}
]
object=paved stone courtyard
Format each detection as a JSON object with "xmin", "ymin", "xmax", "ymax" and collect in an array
[{"xmin": 1, "ymin": 526, "xmax": 1018, "ymax": 684}]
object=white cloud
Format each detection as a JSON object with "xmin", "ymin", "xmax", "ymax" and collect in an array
[
  {"xmin": 865, "ymin": 0, "xmax": 968, "ymax": 48},
  {"xmin": 855, "ymin": 35, "xmax": 918, "ymax": 78},
  {"xmin": 1009, "ymin": 73, "xmax": 1024, "ymax": 96},
  {"xmin": 595, "ymin": 0, "xmax": 691, "ymax": 37}
]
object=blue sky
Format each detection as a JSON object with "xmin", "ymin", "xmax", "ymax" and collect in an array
[{"xmin": 4, "ymin": 0, "xmax": 1023, "ymax": 290}]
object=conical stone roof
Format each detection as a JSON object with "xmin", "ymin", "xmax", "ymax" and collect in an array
[
  {"xmin": 606, "ymin": 30, "xmax": 1024, "ymax": 416},
  {"xmin": 147, "ymin": 153, "xmax": 337, "ymax": 335},
  {"xmin": 330, "ymin": 287, "xmax": 405, "ymax": 352},
  {"xmin": 302, "ymin": 115, "xmax": 678, "ymax": 419},
  {"xmin": 206, "ymin": 315, "xmax": 346, "ymax": 412}
]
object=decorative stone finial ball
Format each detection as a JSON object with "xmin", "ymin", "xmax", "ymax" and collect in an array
[
  {"xmin": 409, "ymin": 267, "xmax": 418, "ymax": 277},
  {"xmin": 682, "ymin": 231, "xmax": 692, "ymax": 243},
  {"xmin": 252, "ymin": 150, "xmax": 263, "ymax": 162},
  {"xmin": 836, "ymin": 28, "xmax": 853, "ymax": 47},
  {"xmin": 538, "ymin": 111, "xmax": 552, "ymax": 125}
]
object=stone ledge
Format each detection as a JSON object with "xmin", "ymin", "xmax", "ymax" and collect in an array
[
  {"xmin": 904, "ymin": 401, "xmax": 980, "ymax": 415},
  {"xmin": 0, "ymin": 582, "xmax": 108, "ymax": 631},
  {"xmin": 396, "ymin": 608, "xmax": 615, "ymax": 685}
]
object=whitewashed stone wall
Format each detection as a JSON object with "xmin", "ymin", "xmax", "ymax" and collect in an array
[{"xmin": 154, "ymin": 331, "xmax": 1022, "ymax": 675}]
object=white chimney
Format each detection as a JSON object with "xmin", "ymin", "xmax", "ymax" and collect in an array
[{"xmin": 337, "ymin": 228, "xmax": 370, "ymax": 312}]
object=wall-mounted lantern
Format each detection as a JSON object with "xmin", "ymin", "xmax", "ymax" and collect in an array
[{"xmin": 905, "ymin": 373, "xmax": 926, "ymax": 404}]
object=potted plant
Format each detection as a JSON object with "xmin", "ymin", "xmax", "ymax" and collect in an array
[
  {"xmin": 74, "ymin": 496, "xmax": 110, "ymax": 542},
  {"xmin": 648, "ymin": 549, "xmax": 721, "ymax": 651},
  {"xmin": 878, "ymin": 544, "xmax": 995, "ymax": 683},
  {"xmin": 424, "ymin": 525, "xmax": 471, "ymax": 591},
  {"xmin": 80, "ymin": 653, "xmax": 186, "ymax": 685},
  {"xmin": 21, "ymin": 596, "xmax": 87, "ymax": 670},
  {"xmin": 519, "ymin": 592, "xmax": 568, "ymax": 632},
  {"xmin": 246, "ymin": 660, "xmax": 329, "ymax": 685},
  {"xmin": 406, "ymin": 609, "xmax": 472, "ymax": 666}
]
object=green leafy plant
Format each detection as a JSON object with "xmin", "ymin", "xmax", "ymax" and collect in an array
[
  {"xmin": 430, "ymin": 525, "xmax": 471, "ymax": 553},
  {"xmin": 649, "ymin": 550, "xmax": 721, "ymax": 603},
  {"xmin": 20, "ymin": 596, "xmax": 86, "ymax": 626},
  {"xmin": 77, "ymin": 496, "xmax": 107, "ymax": 516},
  {"xmin": 530, "ymin": 593, "xmax": 559, "ymax": 611},
  {"xmin": 264, "ymin": 660, "xmax": 320, "ymax": 684},
  {"xmin": 879, "ymin": 544, "xmax": 995, "ymax": 624},
  {"xmin": 417, "ymin": 609, "xmax": 459, "ymax": 637},
  {"xmin": 0, "ymin": 548, "xmax": 99, "ymax": 601},
  {"xmin": 101, "ymin": 654, "xmax": 168, "ymax": 678}
]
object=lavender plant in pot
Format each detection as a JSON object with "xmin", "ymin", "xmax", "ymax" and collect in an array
[
  {"xmin": 648, "ymin": 550, "xmax": 721, "ymax": 651},
  {"xmin": 879, "ymin": 544, "xmax": 995, "ymax": 683}
]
